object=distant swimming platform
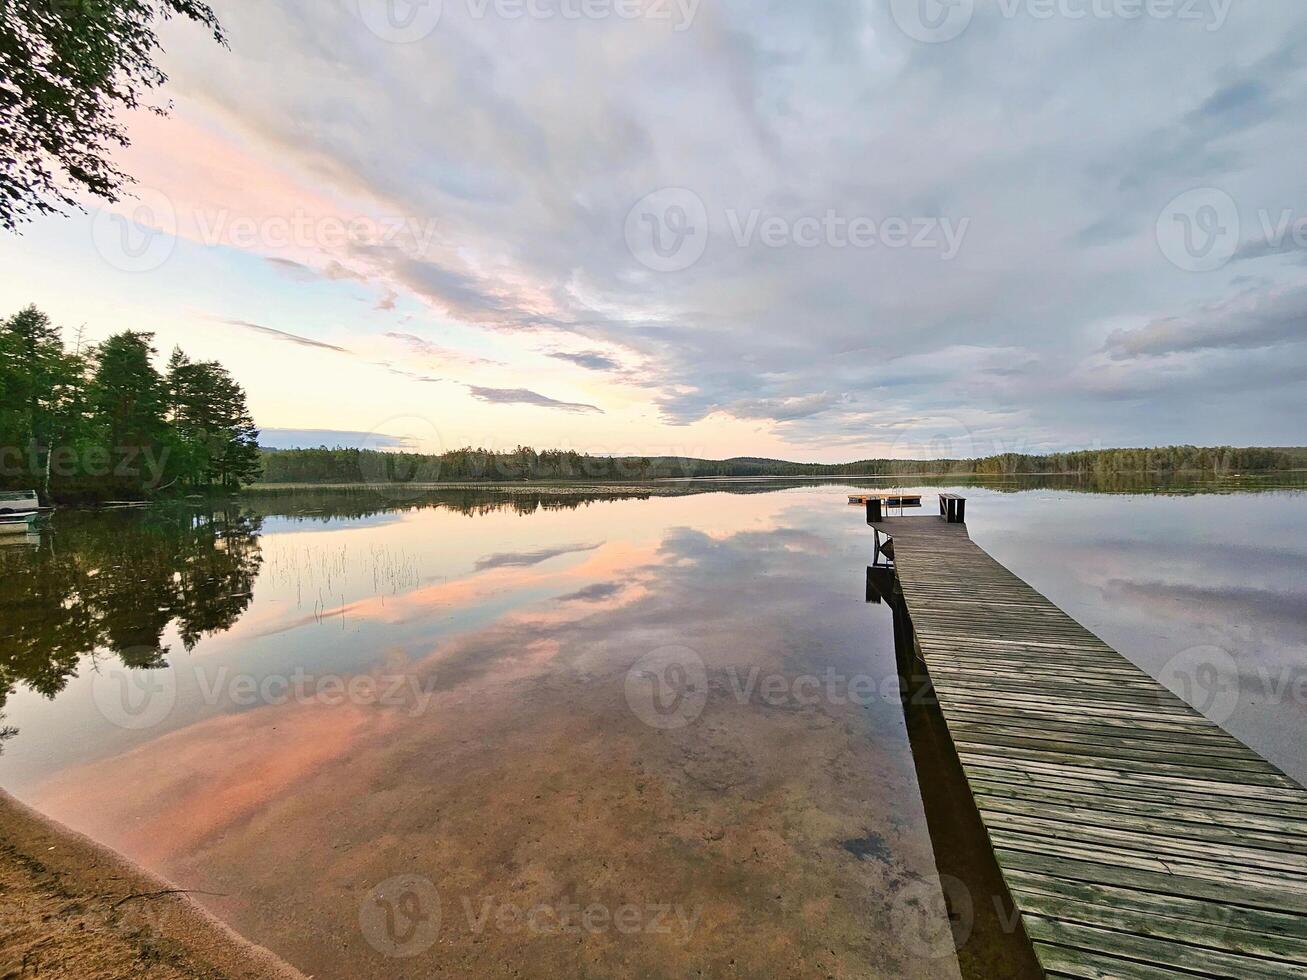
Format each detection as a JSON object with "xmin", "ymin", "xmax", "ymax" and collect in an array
[{"xmin": 847, "ymin": 492, "xmax": 923, "ymax": 508}]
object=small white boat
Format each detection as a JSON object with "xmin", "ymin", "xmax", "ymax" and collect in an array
[{"xmin": 0, "ymin": 491, "xmax": 40, "ymax": 534}]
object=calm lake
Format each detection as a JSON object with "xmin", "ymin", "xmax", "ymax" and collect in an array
[{"xmin": 2, "ymin": 478, "xmax": 1305, "ymax": 978}]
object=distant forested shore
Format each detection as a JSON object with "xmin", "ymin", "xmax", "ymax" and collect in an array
[
  {"xmin": 258, "ymin": 444, "xmax": 1305, "ymax": 486},
  {"xmin": 5, "ymin": 300, "xmax": 1299, "ymax": 505}
]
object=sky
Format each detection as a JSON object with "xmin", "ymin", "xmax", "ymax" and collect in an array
[{"xmin": 2, "ymin": 0, "xmax": 1305, "ymax": 461}]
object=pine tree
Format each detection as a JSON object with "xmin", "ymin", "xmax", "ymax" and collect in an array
[
  {"xmin": 164, "ymin": 352, "xmax": 261, "ymax": 488},
  {"xmin": 87, "ymin": 331, "xmax": 166, "ymax": 496},
  {"xmin": 205, "ymin": 365, "xmax": 261, "ymax": 488},
  {"xmin": 0, "ymin": 306, "xmax": 86, "ymax": 497}
]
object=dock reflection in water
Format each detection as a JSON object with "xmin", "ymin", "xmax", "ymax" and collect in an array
[{"xmin": 867, "ymin": 564, "xmax": 1042, "ymax": 979}]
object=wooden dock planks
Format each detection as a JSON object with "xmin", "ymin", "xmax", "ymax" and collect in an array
[{"xmin": 870, "ymin": 515, "xmax": 1307, "ymax": 979}]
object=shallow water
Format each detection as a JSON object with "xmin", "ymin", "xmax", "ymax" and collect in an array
[{"xmin": 1, "ymin": 479, "xmax": 1304, "ymax": 978}]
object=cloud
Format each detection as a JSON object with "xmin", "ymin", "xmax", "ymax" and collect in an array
[
  {"xmin": 1104, "ymin": 286, "xmax": 1307, "ymax": 359},
  {"xmin": 147, "ymin": 2, "xmax": 1307, "ymax": 449},
  {"xmin": 466, "ymin": 386, "xmax": 603, "ymax": 414},
  {"xmin": 263, "ymin": 256, "xmax": 370, "ymax": 285},
  {"xmin": 222, "ymin": 319, "xmax": 350, "ymax": 354},
  {"xmin": 726, "ymin": 393, "xmax": 846, "ymax": 423},
  {"xmin": 1192, "ymin": 80, "xmax": 1273, "ymax": 125},
  {"xmin": 368, "ymin": 249, "xmax": 518, "ymax": 324},
  {"xmin": 548, "ymin": 350, "xmax": 622, "ymax": 371},
  {"xmin": 1101, "ymin": 578, "xmax": 1307, "ymax": 636},
  {"xmin": 264, "ymin": 256, "xmax": 320, "ymax": 281},
  {"xmin": 323, "ymin": 260, "xmax": 368, "ymax": 283},
  {"xmin": 474, "ymin": 543, "xmax": 603, "ymax": 571},
  {"xmin": 374, "ymin": 362, "xmax": 445, "ymax": 384},
  {"xmin": 557, "ymin": 582, "xmax": 624, "ymax": 602},
  {"xmin": 384, "ymin": 331, "xmax": 502, "ymax": 367}
]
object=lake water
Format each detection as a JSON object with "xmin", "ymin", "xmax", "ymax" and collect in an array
[{"xmin": 2, "ymin": 479, "xmax": 1304, "ymax": 978}]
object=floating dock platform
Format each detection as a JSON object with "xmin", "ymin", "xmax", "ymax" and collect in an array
[{"xmin": 849, "ymin": 492, "xmax": 923, "ymax": 508}]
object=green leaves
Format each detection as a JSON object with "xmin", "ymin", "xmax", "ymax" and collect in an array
[{"xmin": 0, "ymin": 0, "xmax": 225, "ymax": 230}]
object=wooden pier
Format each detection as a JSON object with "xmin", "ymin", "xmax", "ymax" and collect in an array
[{"xmin": 868, "ymin": 501, "xmax": 1307, "ymax": 978}]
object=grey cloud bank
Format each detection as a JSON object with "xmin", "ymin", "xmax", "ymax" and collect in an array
[
  {"xmin": 466, "ymin": 385, "xmax": 604, "ymax": 414},
  {"xmin": 162, "ymin": 0, "xmax": 1307, "ymax": 450}
]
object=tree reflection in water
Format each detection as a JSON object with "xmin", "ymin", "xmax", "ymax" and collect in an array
[
  {"xmin": 0, "ymin": 488, "xmax": 664, "ymax": 750},
  {"xmin": 0, "ymin": 507, "xmax": 264, "ymax": 750},
  {"xmin": 8, "ymin": 471, "xmax": 1298, "ymax": 752}
]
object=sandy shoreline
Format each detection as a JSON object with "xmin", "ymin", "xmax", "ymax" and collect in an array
[{"xmin": 0, "ymin": 790, "xmax": 304, "ymax": 980}]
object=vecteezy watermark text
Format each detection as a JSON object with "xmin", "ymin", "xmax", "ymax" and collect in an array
[
  {"xmin": 1, "ymin": 443, "xmax": 170, "ymax": 487},
  {"xmin": 1158, "ymin": 645, "xmax": 1307, "ymax": 725},
  {"xmin": 194, "ymin": 209, "xmax": 438, "ymax": 253},
  {"xmin": 1156, "ymin": 187, "xmax": 1307, "ymax": 272},
  {"xmin": 623, "ymin": 645, "xmax": 934, "ymax": 731},
  {"xmin": 890, "ymin": 0, "xmax": 1232, "ymax": 44},
  {"xmin": 725, "ymin": 210, "xmax": 969, "ymax": 258},
  {"xmin": 354, "ymin": 0, "xmax": 700, "ymax": 43},
  {"xmin": 359, "ymin": 874, "xmax": 702, "ymax": 958},
  {"xmin": 91, "ymin": 187, "xmax": 441, "ymax": 273},
  {"xmin": 724, "ymin": 665, "xmax": 904, "ymax": 708},
  {"xmin": 461, "ymin": 895, "xmax": 701, "ymax": 938},
  {"xmin": 91, "ymin": 659, "xmax": 438, "ymax": 730},
  {"xmin": 465, "ymin": 0, "xmax": 699, "ymax": 29},
  {"xmin": 624, "ymin": 187, "xmax": 970, "ymax": 272}
]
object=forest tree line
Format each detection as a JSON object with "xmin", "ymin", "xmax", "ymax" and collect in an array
[
  {"xmin": 259, "ymin": 443, "xmax": 1301, "ymax": 486},
  {"xmin": 0, "ymin": 306, "xmax": 261, "ymax": 502}
]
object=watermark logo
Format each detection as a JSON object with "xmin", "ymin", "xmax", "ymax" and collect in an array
[
  {"xmin": 90, "ymin": 650, "xmax": 177, "ymax": 731},
  {"xmin": 725, "ymin": 210, "xmax": 969, "ymax": 258},
  {"xmin": 725, "ymin": 666, "xmax": 903, "ymax": 708},
  {"xmin": 357, "ymin": 0, "xmax": 699, "ymax": 34},
  {"xmin": 463, "ymin": 895, "xmax": 701, "ymax": 937},
  {"xmin": 1156, "ymin": 187, "xmax": 1240, "ymax": 272},
  {"xmin": 359, "ymin": 875, "xmax": 700, "ymax": 953},
  {"xmin": 1158, "ymin": 644, "xmax": 1239, "ymax": 724},
  {"xmin": 92, "ymin": 198, "xmax": 440, "ymax": 270},
  {"xmin": 625, "ymin": 190, "xmax": 968, "ymax": 271},
  {"xmin": 356, "ymin": 0, "xmax": 444, "ymax": 42},
  {"xmin": 886, "ymin": 415, "xmax": 978, "ymax": 463},
  {"xmin": 890, "ymin": 873, "xmax": 974, "ymax": 959},
  {"xmin": 467, "ymin": 0, "xmax": 700, "ymax": 28},
  {"xmin": 624, "ymin": 188, "xmax": 709, "ymax": 273},
  {"xmin": 360, "ymin": 875, "xmax": 442, "ymax": 957},
  {"xmin": 359, "ymin": 416, "xmax": 445, "ymax": 502},
  {"xmin": 1, "ymin": 443, "xmax": 171, "ymax": 488},
  {"xmin": 625, "ymin": 645, "xmax": 708, "ymax": 729},
  {"xmin": 1247, "ymin": 208, "xmax": 1307, "ymax": 258},
  {"xmin": 891, "ymin": 0, "xmax": 1231, "ymax": 41},
  {"xmin": 625, "ymin": 658, "xmax": 934, "ymax": 727},
  {"xmin": 890, "ymin": 0, "xmax": 975, "ymax": 43},
  {"xmin": 90, "ymin": 187, "xmax": 178, "ymax": 273},
  {"xmin": 195, "ymin": 209, "xmax": 440, "ymax": 254},
  {"xmin": 92, "ymin": 662, "xmax": 439, "ymax": 730},
  {"xmin": 1008, "ymin": 0, "xmax": 1232, "ymax": 30}
]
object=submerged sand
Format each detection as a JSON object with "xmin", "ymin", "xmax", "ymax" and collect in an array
[{"xmin": 0, "ymin": 790, "xmax": 303, "ymax": 980}]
